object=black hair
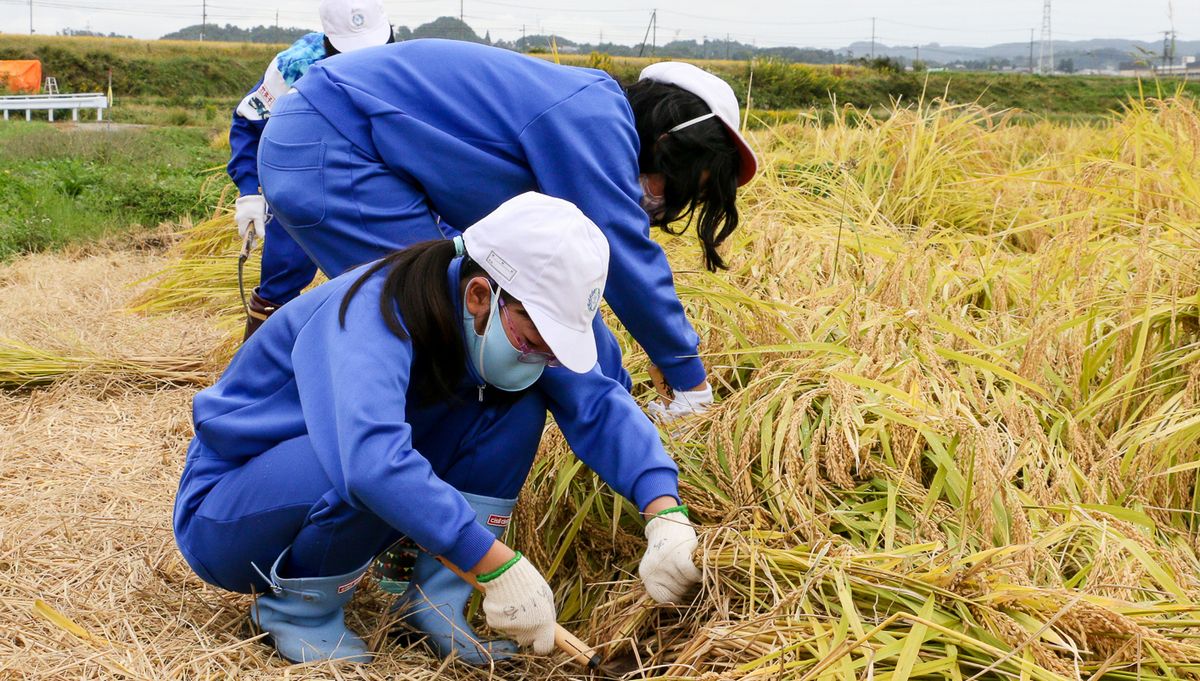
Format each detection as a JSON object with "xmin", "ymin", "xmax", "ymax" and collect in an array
[
  {"xmin": 322, "ymin": 25, "xmax": 396, "ymax": 57},
  {"xmin": 625, "ymin": 79, "xmax": 741, "ymax": 271},
  {"xmin": 337, "ymin": 239, "xmax": 488, "ymax": 401},
  {"xmin": 338, "ymin": 238, "xmax": 525, "ymax": 402}
]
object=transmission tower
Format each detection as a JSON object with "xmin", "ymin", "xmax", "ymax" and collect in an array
[{"xmin": 1037, "ymin": 0, "xmax": 1052, "ymax": 74}]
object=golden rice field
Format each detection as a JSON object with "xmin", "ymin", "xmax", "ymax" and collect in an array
[{"xmin": 2, "ymin": 94, "xmax": 1199, "ymax": 680}]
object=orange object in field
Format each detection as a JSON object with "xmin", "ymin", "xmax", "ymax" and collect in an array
[{"xmin": 0, "ymin": 60, "xmax": 42, "ymax": 94}]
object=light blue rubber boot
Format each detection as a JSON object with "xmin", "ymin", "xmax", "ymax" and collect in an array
[
  {"xmin": 250, "ymin": 548, "xmax": 373, "ymax": 664},
  {"xmin": 392, "ymin": 492, "xmax": 520, "ymax": 666}
]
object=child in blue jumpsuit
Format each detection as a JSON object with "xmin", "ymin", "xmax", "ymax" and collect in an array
[
  {"xmin": 227, "ymin": 0, "xmax": 393, "ymax": 339},
  {"xmin": 173, "ymin": 193, "xmax": 703, "ymax": 666},
  {"xmin": 258, "ymin": 39, "xmax": 759, "ymax": 411}
]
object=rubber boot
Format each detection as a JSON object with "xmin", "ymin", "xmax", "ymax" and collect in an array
[
  {"xmin": 250, "ymin": 547, "xmax": 373, "ymax": 664},
  {"xmin": 243, "ymin": 289, "xmax": 281, "ymax": 340},
  {"xmin": 392, "ymin": 492, "xmax": 519, "ymax": 666}
]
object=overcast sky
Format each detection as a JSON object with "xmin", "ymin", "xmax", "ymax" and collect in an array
[{"xmin": 0, "ymin": 0, "xmax": 1196, "ymax": 49}]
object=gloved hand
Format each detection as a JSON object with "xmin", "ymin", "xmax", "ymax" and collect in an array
[
  {"xmin": 647, "ymin": 383, "xmax": 713, "ymax": 423},
  {"xmin": 234, "ymin": 194, "xmax": 268, "ymax": 240},
  {"xmin": 479, "ymin": 553, "xmax": 557, "ymax": 654},
  {"xmin": 639, "ymin": 507, "xmax": 702, "ymax": 604}
]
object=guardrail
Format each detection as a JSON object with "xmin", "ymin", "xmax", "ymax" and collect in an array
[{"xmin": 0, "ymin": 93, "xmax": 109, "ymax": 122}]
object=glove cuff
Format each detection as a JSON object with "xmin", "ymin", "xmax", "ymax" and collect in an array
[
  {"xmin": 645, "ymin": 507, "xmax": 695, "ymax": 541},
  {"xmin": 479, "ymin": 555, "xmax": 551, "ymax": 604},
  {"xmin": 477, "ymin": 551, "xmax": 523, "ymax": 584},
  {"xmin": 676, "ymin": 383, "xmax": 713, "ymax": 407},
  {"xmin": 654, "ymin": 504, "xmax": 689, "ymax": 519}
]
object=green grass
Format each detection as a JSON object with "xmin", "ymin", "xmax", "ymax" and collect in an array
[{"xmin": 0, "ymin": 123, "xmax": 227, "ymax": 259}]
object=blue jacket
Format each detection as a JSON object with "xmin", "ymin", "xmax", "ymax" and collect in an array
[
  {"xmin": 227, "ymin": 32, "xmax": 328, "ymax": 196},
  {"xmin": 292, "ymin": 39, "xmax": 707, "ymax": 389},
  {"xmin": 190, "ymin": 258, "xmax": 680, "ymax": 572}
]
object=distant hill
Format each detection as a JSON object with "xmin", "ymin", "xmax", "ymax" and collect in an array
[
  {"xmin": 157, "ymin": 17, "xmax": 483, "ymax": 45},
  {"xmin": 846, "ymin": 38, "xmax": 1200, "ymax": 71},
  {"xmin": 161, "ymin": 24, "xmax": 311, "ymax": 44},
  {"xmin": 154, "ymin": 16, "xmax": 1200, "ymax": 72},
  {"xmin": 409, "ymin": 16, "xmax": 485, "ymax": 43}
]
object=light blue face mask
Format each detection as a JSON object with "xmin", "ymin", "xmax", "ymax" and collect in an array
[{"xmin": 462, "ymin": 284, "xmax": 546, "ymax": 392}]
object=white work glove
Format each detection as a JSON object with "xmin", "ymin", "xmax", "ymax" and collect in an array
[
  {"xmin": 480, "ymin": 553, "xmax": 558, "ymax": 655},
  {"xmin": 234, "ymin": 194, "xmax": 268, "ymax": 240},
  {"xmin": 647, "ymin": 383, "xmax": 713, "ymax": 423},
  {"xmin": 639, "ymin": 507, "xmax": 702, "ymax": 604}
]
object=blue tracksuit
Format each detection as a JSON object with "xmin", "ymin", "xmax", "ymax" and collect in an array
[
  {"xmin": 260, "ymin": 39, "xmax": 706, "ymax": 390},
  {"xmin": 173, "ymin": 255, "xmax": 680, "ymax": 593},
  {"xmin": 227, "ymin": 32, "xmax": 325, "ymax": 305}
]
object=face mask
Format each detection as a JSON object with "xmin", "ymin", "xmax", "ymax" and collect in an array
[
  {"xmin": 639, "ymin": 174, "xmax": 666, "ymax": 220},
  {"xmin": 462, "ymin": 284, "xmax": 546, "ymax": 392}
]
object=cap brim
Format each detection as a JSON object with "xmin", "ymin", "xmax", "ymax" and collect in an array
[
  {"xmin": 326, "ymin": 22, "xmax": 391, "ymax": 53},
  {"xmin": 722, "ymin": 122, "xmax": 758, "ymax": 186},
  {"xmin": 524, "ymin": 305, "xmax": 598, "ymax": 373}
]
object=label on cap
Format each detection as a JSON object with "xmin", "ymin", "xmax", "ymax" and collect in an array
[
  {"xmin": 485, "ymin": 251, "xmax": 518, "ymax": 282},
  {"xmin": 487, "ymin": 514, "xmax": 511, "ymax": 528}
]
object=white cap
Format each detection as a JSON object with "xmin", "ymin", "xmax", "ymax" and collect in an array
[
  {"xmin": 462, "ymin": 193, "xmax": 610, "ymax": 373},
  {"xmin": 319, "ymin": 0, "xmax": 391, "ymax": 53},
  {"xmin": 639, "ymin": 61, "xmax": 758, "ymax": 186}
]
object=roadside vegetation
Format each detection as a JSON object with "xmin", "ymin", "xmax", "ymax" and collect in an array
[
  {"xmin": 3, "ymin": 34, "xmax": 1198, "ymax": 117},
  {"xmin": 0, "ymin": 123, "xmax": 227, "ymax": 259}
]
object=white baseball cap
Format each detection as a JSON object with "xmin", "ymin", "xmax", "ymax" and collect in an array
[
  {"xmin": 319, "ymin": 0, "xmax": 391, "ymax": 53},
  {"xmin": 462, "ymin": 192, "xmax": 610, "ymax": 373},
  {"xmin": 639, "ymin": 61, "xmax": 758, "ymax": 186}
]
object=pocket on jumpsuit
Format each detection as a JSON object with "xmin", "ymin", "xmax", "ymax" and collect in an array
[{"xmin": 259, "ymin": 137, "xmax": 326, "ymax": 229}]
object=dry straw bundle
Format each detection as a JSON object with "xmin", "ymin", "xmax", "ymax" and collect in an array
[
  {"xmin": 0, "ymin": 248, "xmax": 224, "ymax": 388},
  {"xmin": 3, "ymin": 95, "xmax": 1198, "ymax": 680}
]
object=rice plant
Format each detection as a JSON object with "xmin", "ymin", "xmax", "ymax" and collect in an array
[
  {"xmin": 516, "ymin": 96, "xmax": 1200, "ymax": 680},
  {"xmin": 121, "ymin": 95, "xmax": 1200, "ymax": 679}
]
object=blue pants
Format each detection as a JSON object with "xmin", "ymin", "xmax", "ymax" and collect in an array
[
  {"xmin": 257, "ymin": 214, "xmax": 319, "ymax": 305},
  {"xmin": 174, "ymin": 389, "xmax": 548, "ymax": 593},
  {"xmin": 259, "ymin": 91, "xmax": 631, "ymax": 390}
]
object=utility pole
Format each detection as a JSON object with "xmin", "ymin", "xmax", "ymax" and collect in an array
[
  {"xmin": 638, "ymin": 9, "xmax": 657, "ymax": 58},
  {"xmin": 29, "ymin": 0, "xmax": 33, "ymax": 34},
  {"xmin": 1161, "ymin": 30, "xmax": 1177, "ymax": 71},
  {"xmin": 914, "ymin": 44, "xmax": 920, "ymax": 64},
  {"xmin": 870, "ymin": 17, "xmax": 876, "ymax": 58},
  {"xmin": 1038, "ymin": 0, "xmax": 1052, "ymax": 74},
  {"xmin": 726, "ymin": 33, "xmax": 730, "ymax": 60},
  {"xmin": 275, "ymin": 9, "xmax": 279, "ymax": 30},
  {"xmin": 1029, "ymin": 28, "xmax": 1035, "ymax": 73},
  {"xmin": 521, "ymin": 24, "xmax": 525, "ymax": 51},
  {"xmin": 459, "ymin": 0, "xmax": 464, "ymax": 41},
  {"xmin": 652, "ymin": 9, "xmax": 657, "ymax": 57},
  {"xmin": 200, "ymin": 0, "xmax": 206, "ymax": 41}
]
